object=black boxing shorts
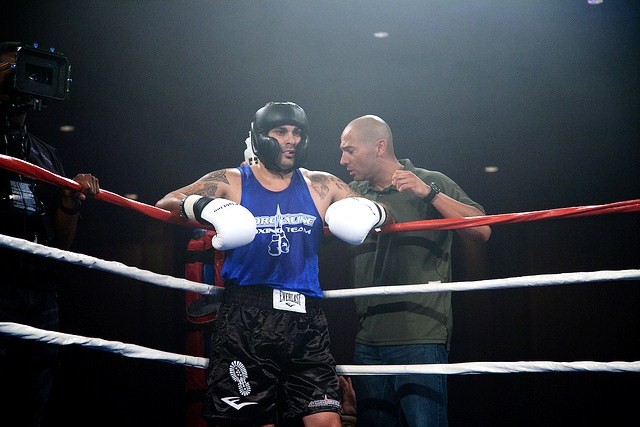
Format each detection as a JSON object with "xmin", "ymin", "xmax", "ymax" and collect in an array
[{"xmin": 202, "ymin": 285, "xmax": 341, "ymax": 426}]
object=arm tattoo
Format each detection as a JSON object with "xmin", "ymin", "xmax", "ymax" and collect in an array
[
  {"xmin": 202, "ymin": 170, "xmax": 230, "ymax": 184},
  {"xmin": 345, "ymin": 187, "xmax": 359, "ymax": 197},
  {"xmin": 310, "ymin": 174, "xmax": 356, "ymax": 199},
  {"xmin": 333, "ymin": 179, "xmax": 357, "ymax": 196},
  {"xmin": 309, "ymin": 174, "xmax": 331, "ymax": 199},
  {"xmin": 198, "ymin": 170, "xmax": 229, "ymax": 197}
]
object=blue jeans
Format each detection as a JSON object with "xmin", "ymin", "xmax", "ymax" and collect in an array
[{"xmin": 353, "ymin": 343, "xmax": 449, "ymax": 427}]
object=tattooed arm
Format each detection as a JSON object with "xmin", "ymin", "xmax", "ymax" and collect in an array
[
  {"xmin": 303, "ymin": 169, "xmax": 393, "ymax": 225},
  {"xmin": 155, "ymin": 168, "xmax": 242, "ymax": 215}
]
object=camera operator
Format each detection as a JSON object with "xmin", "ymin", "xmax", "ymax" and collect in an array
[{"xmin": 0, "ymin": 41, "xmax": 100, "ymax": 426}]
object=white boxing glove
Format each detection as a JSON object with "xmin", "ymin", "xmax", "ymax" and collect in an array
[
  {"xmin": 182, "ymin": 195, "xmax": 257, "ymax": 250},
  {"xmin": 325, "ymin": 197, "xmax": 387, "ymax": 245}
]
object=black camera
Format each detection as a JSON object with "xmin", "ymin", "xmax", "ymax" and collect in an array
[{"xmin": 12, "ymin": 45, "xmax": 71, "ymax": 106}]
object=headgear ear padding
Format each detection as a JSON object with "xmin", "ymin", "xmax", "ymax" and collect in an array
[{"xmin": 250, "ymin": 102, "xmax": 309, "ymax": 171}]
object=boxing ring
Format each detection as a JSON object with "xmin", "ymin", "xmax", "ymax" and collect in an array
[{"xmin": 1, "ymin": 153, "xmax": 639, "ymax": 382}]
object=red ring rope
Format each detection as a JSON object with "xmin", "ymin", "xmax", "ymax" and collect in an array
[
  {"xmin": 2, "ymin": 153, "xmax": 638, "ymax": 234},
  {"xmin": 0, "ymin": 153, "xmax": 203, "ymax": 228}
]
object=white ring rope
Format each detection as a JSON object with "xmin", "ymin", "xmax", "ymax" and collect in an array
[
  {"xmin": 0, "ymin": 322, "xmax": 208, "ymax": 369},
  {"xmin": 2, "ymin": 232, "xmax": 638, "ymax": 376},
  {"xmin": 323, "ymin": 269, "xmax": 640, "ymax": 298},
  {"xmin": 0, "ymin": 233, "xmax": 221, "ymax": 297},
  {"xmin": 337, "ymin": 361, "xmax": 640, "ymax": 375},
  {"xmin": 3, "ymin": 233, "xmax": 638, "ymax": 300},
  {"xmin": 2, "ymin": 322, "xmax": 639, "ymax": 375}
]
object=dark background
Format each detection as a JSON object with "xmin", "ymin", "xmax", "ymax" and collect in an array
[{"xmin": 2, "ymin": 1, "xmax": 639, "ymax": 426}]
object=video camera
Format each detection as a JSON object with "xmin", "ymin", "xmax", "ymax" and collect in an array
[{"xmin": 10, "ymin": 44, "xmax": 71, "ymax": 110}]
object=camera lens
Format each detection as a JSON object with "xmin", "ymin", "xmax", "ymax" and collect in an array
[{"xmin": 25, "ymin": 63, "xmax": 52, "ymax": 85}]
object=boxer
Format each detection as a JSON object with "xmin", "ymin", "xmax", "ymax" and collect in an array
[{"xmin": 156, "ymin": 102, "xmax": 391, "ymax": 427}]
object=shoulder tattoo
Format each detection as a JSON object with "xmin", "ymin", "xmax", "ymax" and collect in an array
[
  {"xmin": 197, "ymin": 170, "xmax": 230, "ymax": 197},
  {"xmin": 203, "ymin": 170, "xmax": 230, "ymax": 184},
  {"xmin": 309, "ymin": 174, "xmax": 354, "ymax": 199}
]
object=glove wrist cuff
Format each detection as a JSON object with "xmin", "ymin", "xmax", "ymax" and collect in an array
[
  {"xmin": 182, "ymin": 195, "xmax": 215, "ymax": 224},
  {"xmin": 372, "ymin": 202, "xmax": 386, "ymax": 228}
]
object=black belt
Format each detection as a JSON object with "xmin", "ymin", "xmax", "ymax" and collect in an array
[{"xmin": 224, "ymin": 284, "xmax": 320, "ymax": 310}]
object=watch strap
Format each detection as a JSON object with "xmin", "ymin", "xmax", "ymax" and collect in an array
[{"xmin": 422, "ymin": 182, "xmax": 440, "ymax": 204}]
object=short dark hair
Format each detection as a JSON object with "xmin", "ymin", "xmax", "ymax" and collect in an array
[{"xmin": 0, "ymin": 41, "xmax": 24, "ymax": 54}]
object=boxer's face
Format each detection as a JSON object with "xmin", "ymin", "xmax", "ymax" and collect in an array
[{"xmin": 267, "ymin": 125, "xmax": 302, "ymax": 170}]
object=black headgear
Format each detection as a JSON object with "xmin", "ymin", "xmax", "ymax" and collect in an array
[{"xmin": 250, "ymin": 102, "xmax": 309, "ymax": 172}]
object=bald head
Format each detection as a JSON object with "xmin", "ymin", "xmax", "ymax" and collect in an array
[
  {"xmin": 343, "ymin": 115, "xmax": 394, "ymax": 154},
  {"xmin": 340, "ymin": 115, "xmax": 400, "ymax": 183}
]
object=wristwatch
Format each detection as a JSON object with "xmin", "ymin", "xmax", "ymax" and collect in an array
[{"xmin": 422, "ymin": 182, "xmax": 440, "ymax": 204}]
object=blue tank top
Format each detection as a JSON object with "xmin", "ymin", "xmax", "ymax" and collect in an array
[{"xmin": 220, "ymin": 165, "xmax": 324, "ymax": 298}]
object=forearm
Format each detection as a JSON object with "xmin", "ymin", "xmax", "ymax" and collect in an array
[
  {"xmin": 431, "ymin": 193, "xmax": 491, "ymax": 242},
  {"xmin": 155, "ymin": 191, "xmax": 188, "ymax": 215},
  {"xmin": 52, "ymin": 192, "xmax": 81, "ymax": 249},
  {"xmin": 49, "ymin": 173, "xmax": 100, "ymax": 249},
  {"xmin": 156, "ymin": 169, "xmax": 237, "ymax": 214},
  {"xmin": 392, "ymin": 170, "xmax": 490, "ymax": 241}
]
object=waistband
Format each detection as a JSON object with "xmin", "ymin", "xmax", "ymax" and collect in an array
[{"xmin": 223, "ymin": 284, "xmax": 320, "ymax": 310}]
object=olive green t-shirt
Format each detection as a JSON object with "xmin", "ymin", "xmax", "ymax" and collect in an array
[{"xmin": 349, "ymin": 159, "xmax": 484, "ymax": 346}]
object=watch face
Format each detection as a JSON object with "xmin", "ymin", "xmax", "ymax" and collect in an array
[{"xmin": 431, "ymin": 182, "xmax": 440, "ymax": 193}]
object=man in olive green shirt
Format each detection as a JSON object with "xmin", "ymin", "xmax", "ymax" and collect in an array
[{"xmin": 339, "ymin": 115, "xmax": 491, "ymax": 427}]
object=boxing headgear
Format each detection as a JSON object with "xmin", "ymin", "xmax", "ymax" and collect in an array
[{"xmin": 250, "ymin": 102, "xmax": 309, "ymax": 172}]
